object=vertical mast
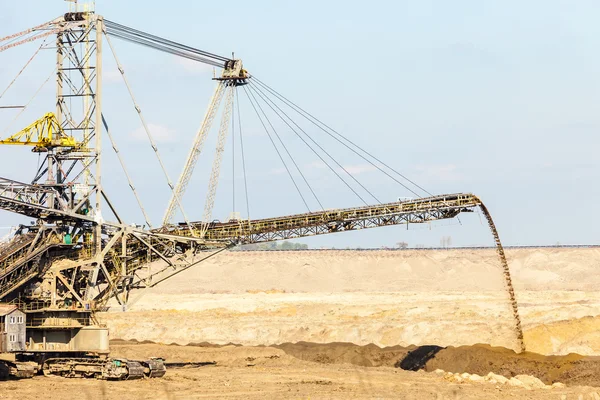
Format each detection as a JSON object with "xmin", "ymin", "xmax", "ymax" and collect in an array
[
  {"xmin": 94, "ymin": 15, "xmax": 103, "ymax": 255},
  {"xmin": 46, "ymin": 1, "xmax": 103, "ymax": 256}
]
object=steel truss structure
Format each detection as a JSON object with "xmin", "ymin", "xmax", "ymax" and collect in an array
[
  {"xmin": 0, "ymin": 6, "xmax": 525, "ymax": 379},
  {"xmin": 164, "ymin": 193, "xmax": 478, "ymax": 243}
]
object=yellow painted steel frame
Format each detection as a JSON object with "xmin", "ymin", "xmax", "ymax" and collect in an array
[{"xmin": 0, "ymin": 113, "xmax": 79, "ymax": 151}]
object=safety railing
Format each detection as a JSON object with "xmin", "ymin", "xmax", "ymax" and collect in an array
[{"xmin": 26, "ymin": 316, "xmax": 90, "ymax": 328}]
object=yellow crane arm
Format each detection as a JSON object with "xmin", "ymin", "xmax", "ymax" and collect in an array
[{"xmin": 0, "ymin": 112, "xmax": 79, "ymax": 151}]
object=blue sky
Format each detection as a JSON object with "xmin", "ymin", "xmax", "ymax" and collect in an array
[{"xmin": 0, "ymin": 1, "xmax": 597, "ymax": 247}]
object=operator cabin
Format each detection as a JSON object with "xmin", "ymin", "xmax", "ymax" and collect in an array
[{"xmin": 0, "ymin": 305, "xmax": 26, "ymax": 352}]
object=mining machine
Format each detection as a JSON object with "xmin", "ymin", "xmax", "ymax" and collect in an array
[{"xmin": 0, "ymin": 4, "xmax": 524, "ymax": 380}]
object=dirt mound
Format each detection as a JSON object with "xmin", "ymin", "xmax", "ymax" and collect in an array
[
  {"xmin": 274, "ymin": 341, "xmax": 409, "ymax": 367},
  {"xmin": 274, "ymin": 342, "xmax": 600, "ymax": 387},
  {"xmin": 422, "ymin": 345, "xmax": 600, "ymax": 386},
  {"xmin": 15, "ymin": 341, "xmax": 597, "ymax": 400},
  {"xmin": 110, "ymin": 339, "xmax": 300, "ymax": 368},
  {"xmin": 150, "ymin": 248, "xmax": 600, "ymax": 293}
]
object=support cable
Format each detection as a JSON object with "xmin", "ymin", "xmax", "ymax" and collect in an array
[
  {"xmin": 0, "ymin": 19, "xmax": 55, "ymax": 45},
  {"xmin": 246, "ymin": 86, "xmax": 324, "ymax": 210},
  {"xmin": 104, "ymin": 30, "xmax": 224, "ymax": 68},
  {"xmin": 0, "ymin": 20, "xmax": 81, "ymax": 53},
  {"xmin": 249, "ymin": 82, "xmax": 376, "ymax": 206},
  {"xmin": 103, "ymin": 31, "xmax": 195, "ymax": 234},
  {"xmin": 232, "ymin": 89, "xmax": 236, "ymax": 214},
  {"xmin": 251, "ymin": 81, "xmax": 423, "ymax": 200},
  {"xmin": 101, "ymin": 114, "xmax": 153, "ymax": 228},
  {"xmin": 0, "ymin": 38, "xmax": 47, "ymax": 100},
  {"xmin": 0, "ymin": 31, "xmax": 39, "ymax": 49},
  {"xmin": 103, "ymin": 20, "xmax": 228, "ymax": 68},
  {"xmin": 236, "ymin": 88, "xmax": 251, "ymax": 220},
  {"xmin": 104, "ymin": 20, "xmax": 230, "ymax": 62},
  {"xmin": 0, "ymin": 28, "xmax": 63, "ymax": 54},
  {"xmin": 242, "ymin": 86, "xmax": 311, "ymax": 213},
  {"xmin": 252, "ymin": 77, "xmax": 432, "ymax": 198},
  {"xmin": 162, "ymin": 82, "xmax": 226, "ymax": 226},
  {"xmin": 199, "ymin": 86, "xmax": 235, "ymax": 238},
  {"xmin": 1, "ymin": 67, "xmax": 56, "ymax": 136}
]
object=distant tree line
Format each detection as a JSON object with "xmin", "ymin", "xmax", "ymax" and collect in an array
[
  {"xmin": 232, "ymin": 236, "xmax": 455, "ymax": 250},
  {"xmin": 234, "ymin": 241, "xmax": 309, "ymax": 250}
]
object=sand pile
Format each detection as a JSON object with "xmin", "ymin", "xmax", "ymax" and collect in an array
[
  {"xmin": 110, "ymin": 339, "xmax": 301, "ymax": 368},
  {"xmin": 109, "ymin": 340, "xmax": 600, "ymax": 388},
  {"xmin": 422, "ymin": 344, "xmax": 600, "ymax": 386},
  {"xmin": 151, "ymin": 248, "xmax": 600, "ymax": 293},
  {"xmin": 102, "ymin": 290, "xmax": 600, "ymax": 353},
  {"xmin": 11, "ymin": 339, "xmax": 599, "ymax": 400},
  {"xmin": 101, "ymin": 248, "xmax": 600, "ymax": 361}
]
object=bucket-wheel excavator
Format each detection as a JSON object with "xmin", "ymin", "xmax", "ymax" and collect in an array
[{"xmin": 0, "ymin": 4, "xmax": 524, "ymax": 379}]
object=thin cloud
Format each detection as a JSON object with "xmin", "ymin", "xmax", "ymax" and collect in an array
[
  {"xmin": 176, "ymin": 57, "xmax": 215, "ymax": 74},
  {"xmin": 103, "ymin": 68, "xmax": 122, "ymax": 84},
  {"xmin": 341, "ymin": 164, "xmax": 376, "ymax": 175},
  {"xmin": 130, "ymin": 124, "xmax": 176, "ymax": 143},
  {"xmin": 413, "ymin": 164, "xmax": 464, "ymax": 183},
  {"xmin": 305, "ymin": 162, "xmax": 376, "ymax": 175},
  {"xmin": 305, "ymin": 161, "xmax": 327, "ymax": 170},
  {"xmin": 268, "ymin": 167, "xmax": 287, "ymax": 175}
]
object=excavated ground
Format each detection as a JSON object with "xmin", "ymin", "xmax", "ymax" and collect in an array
[
  {"xmin": 108, "ymin": 339, "xmax": 600, "ymax": 387},
  {"xmin": 4, "ymin": 248, "xmax": 600, "ymax": 399},
  {"xmin": 7, "ymin": 340, "xmax": 600, "ymax": 400},
  {"xmin": 273, "ymin": 341, "xmax": 600, "ymax": 386}
]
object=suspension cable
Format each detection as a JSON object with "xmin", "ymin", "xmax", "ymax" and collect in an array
[
  {"xmin": 105, "ymin": 30, "xmax": 224, "ymax": 68},
  {"xmin": 242, "ymin": 86, "xmax": 311, "ymax": 213},
  {"xmin": 246, "ymin": 86, "xmax": 324, "ymax": 210},
  {"xmin": 198, "ymin": 85, "xmax": 235, "ymax": 238},
  {"xmin": 104, "ymin": 20, "xmax": 228, "ymax": 68},
  {"xmin": 0, "ymin": 31, "xmax": 39, "ymax": 49},
  {"xmin": 104, "ymin": 31, "xmax": 195, "ymax": 234},
  {"xmin": 252, "ymin": 77, "xmax": 432, "ymax": 198},
  {"xmin": 104, "ymin": 20, "xmax": 230, "ymax": 62},
  {"xmin": 249, "ymin": 82, "xmax": 376, "ymax": 205},
  {"xmin": 236, "ymin": 87, "xmax": 251, "ymax": 220},
  {"xmin": 0, "ymin": 19, "xmax": 56, "ymax": 42},
  {"xmin": 0, "ymin": 37, "xmax": 47, "ymax": 101},
  {"xmin": 251, "ymin": 81, "xmax": 425, "ymax": 200},
  {"xmin": 1, "ymin": 67, "xmax": 56, "ymax": 137},
  {"xmin": 232, "ymin": 88, "xmax": 236, "ymax": 214},
  {"xmin": 101, "ymin": 114, "xmax": 153, "ymax": 228},
  {"xmin": 0, "ymin": 28, "xmax": 63, "ymax": 54}
]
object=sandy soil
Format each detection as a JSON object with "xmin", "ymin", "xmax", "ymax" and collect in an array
[
  {"xmin": 102, "ymin": 249, "xmax": 600, "ymax": 355},
  {"xmin": 135, "ymin": 248, "xmax": 600, "ymax": 292},
  {"xmin": 5, "ymin": 248, "xmax": 600, "ymax": 399},
  {"xmin": 101, "ymin": 290, "xmax": 600, "ymax": 355},
  {"xmin": 6, "ymin": 341, "xmax": 600, "ymax": 400}
]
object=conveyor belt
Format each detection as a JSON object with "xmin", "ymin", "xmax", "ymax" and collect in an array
[{"xmin": 162, "ymin": 193, "xmax": 480, "ymax": 244}]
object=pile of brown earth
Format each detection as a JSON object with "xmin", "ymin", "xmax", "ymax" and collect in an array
[{"xmin": 273, "ymin": 341, "xmax": 600, "ymax": 386}]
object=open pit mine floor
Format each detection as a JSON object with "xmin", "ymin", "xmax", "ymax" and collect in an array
[
  {"xmin": 4, "ymin": 340, "xmax": 600, "ymax": 400},
  {"xmin": 4, "ymin": 248, "xmax": 600, "ymax": 398}
]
